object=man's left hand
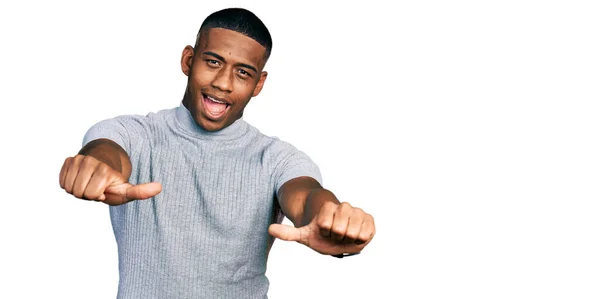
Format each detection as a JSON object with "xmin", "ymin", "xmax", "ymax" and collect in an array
[{"xmin": 268, "ymin": 202, "xmax": 375, "ymax": 255}]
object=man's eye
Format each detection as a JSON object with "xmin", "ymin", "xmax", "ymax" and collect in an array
[
  {"xmin": 207, "ymin": 59, "xmax": 219, "ymax": 66},
  {"xmin": 238, "ymin": 69, "xmax": 251, "ymax": 77}
]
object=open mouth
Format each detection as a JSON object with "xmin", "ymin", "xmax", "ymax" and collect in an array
[{"xmin": 202, "ymin": 93, "xmax": 230, "ymax": 120}]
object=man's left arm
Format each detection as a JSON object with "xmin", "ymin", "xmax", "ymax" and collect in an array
[{"xmin": 268, "ymin": 176, "xmax": 376, "ymax": 256}]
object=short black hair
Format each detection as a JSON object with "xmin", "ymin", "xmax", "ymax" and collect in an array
[{"xmin": 195, "ymin": 8, "xmax": 272, "ymax": 60}]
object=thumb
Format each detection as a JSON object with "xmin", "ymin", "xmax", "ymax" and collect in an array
[
  {"xmin": 268, "ymin": 223, "xmax": 308, "ymax": 245},
  {"xmin": 125, "ymin": 182, "xmax": 163, "ymax": 201},
  {"xmin": 104, "ymin": 182, "xmax": 162, "ymax": 205}
]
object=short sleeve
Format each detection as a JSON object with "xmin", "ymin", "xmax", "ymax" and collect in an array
[
  {"xmin": 82, "ymin": 115, "xmax": 147, "ymax": 156},
  {"xmin": 271, "ymin": 139, "xmax": 323, "ymax": 194}
]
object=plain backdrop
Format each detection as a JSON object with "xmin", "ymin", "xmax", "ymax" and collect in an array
[{"xmin": 1, "ymin": 0, "xmax": 599, "ymax": 298}]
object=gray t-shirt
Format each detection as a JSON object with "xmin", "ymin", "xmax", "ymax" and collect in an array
[{"xmin": 82, "ymin": 103, "xmax": 322, "ymax": 299}]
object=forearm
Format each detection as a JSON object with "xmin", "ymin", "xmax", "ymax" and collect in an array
[
  {"xmin": 300, "ymin": 188, "xmax": 340, "ymax": 226},
  {"xmin": 78, "ymin": 138, "xmax": 132, "ymax": 179},
  {"xmin": 278, "ymin": 177, "xmax": 340, "ymax": 227},
  {"xmin": 271, "ymin": 177, "xmax": 376, "ymax": 255}
]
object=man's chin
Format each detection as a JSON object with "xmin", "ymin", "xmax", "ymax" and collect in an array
[{"xmin": 195, "ymin": 116, "xmax": 227, "ymax": 132}]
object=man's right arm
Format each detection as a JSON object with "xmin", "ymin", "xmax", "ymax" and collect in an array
[
  {"xmin": 78, "ymin": 138, "xmax": 132, "ymax": 179},
  {"xmin": 59, "ymin": 138, "xmax": 161, "ymax": 205}
]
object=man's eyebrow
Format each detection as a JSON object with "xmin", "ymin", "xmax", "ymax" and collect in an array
[
  {"xmin": 202, "ymin": 51, "xmax": 225, "ymax": 62},
  {"xmin": 202, "ymin": 51, "xmax": 258, "ymax": 73}
]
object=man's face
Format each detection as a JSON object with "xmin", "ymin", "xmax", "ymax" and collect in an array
[{"xmin": 181, "ymin": 28, "xmax": 268, "ymax": 131}]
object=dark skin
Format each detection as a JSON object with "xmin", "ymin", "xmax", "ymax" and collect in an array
[
  {"xmin": 59, "ymin": 28, "xmax": 375, "ymax": 255},
  {"xmin": 181, "ymin": 28, "xmax": 268, "ymax": 132}
]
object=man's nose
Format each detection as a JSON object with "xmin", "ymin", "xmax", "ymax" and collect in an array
[{"xmin": 211, "ymin": 68, "xmax": 234, "ymax": 92}]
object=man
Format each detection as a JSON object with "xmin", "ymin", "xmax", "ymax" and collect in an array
[{"xmin": 59, "ymin": 7, "xmax": 375, "ymax": 298}]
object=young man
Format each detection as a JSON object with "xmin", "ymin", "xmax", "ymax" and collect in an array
[{"xmin": 59, "ymin": 8, "xmax": 375, "ymax": 298}]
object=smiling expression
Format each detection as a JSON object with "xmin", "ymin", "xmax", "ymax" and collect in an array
[{"xmin": 181, "ymin": 28, "xmax": 268, "ymax": 132}]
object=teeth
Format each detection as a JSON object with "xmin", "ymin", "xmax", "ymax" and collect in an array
[{"xmin": 207, "ymin": 96, "xmax": 226, "ymax": 104}]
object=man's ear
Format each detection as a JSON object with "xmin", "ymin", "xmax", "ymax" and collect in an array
[
  {"xmin": 252, "ymin": 71, "xmax": 268, "ymax": 97},
  {"xmin": 181, "ymin": 45, "xmax": 195, "ymax": 76}
]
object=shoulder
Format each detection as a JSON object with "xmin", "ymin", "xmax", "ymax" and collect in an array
[
  {"xmin": 257, "ymin": 133, "xmax": 322, "ymax": 191},
  {"xmin": 94, "ymin": 107, "xmax": 177, "ymax": 130},
  {"xmin": 82, "ymin": 106, "xmax": 177, "ymax": 149},
  {"xmin": 245, "ymin": 124, "xmax": 302, "ymax": 157},
  {"xmin": 116, "ymin": 106, "xmax": 176, "ymax": 124},
  {"xmin": 252, "ymin": 128, "xmax": 318, "ymax": 172}
]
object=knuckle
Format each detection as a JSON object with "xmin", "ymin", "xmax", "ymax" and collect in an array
[
  {"xmin": 358, "ymin": 234, "xmax": 369, "ymax": 243},
  {"xmin": 96, "ymin": 163, "xmax": 106, "ymax": 173},
  {"xmin": 322, "ymin": 201, "xmax": 336, "ymax": 211},
  {"xmin": 97, "ymin": 163, "xmax": 111, "ymax": 175},
  {"xmin": 332, "ymin": 225, "xmax": 345, "ymax": 234},
  {"xmin": 339, "ymin": 202, "xmax": 352, "ymax": 209},
  {"xmin": 362, "ymin": 229, "xmax": 375, "ymax": 239},
  {"xmin": 63, "ymin": 180, "xmax": 73, "ymax": 192},
  {"xmin": 345, "ymin": 231, "xmax": 358, "ymax": 239},
  {"xmin": 83, "ymin": 189, "xmax": 97, "ymax": 200},
  {"xmin": 81, "ymin": 155, "xmax": 95, "ymax": 165},
  {"xmin": 73, "ymin": 186, "xmax": 85, "ymax": 197},
  {"xmin": 317, "ymin": 218, "xmax": 331, "ymax": 228},
  {"xmin": 73, "ymin": 154, "xmax": 84, "ymax": 163}
]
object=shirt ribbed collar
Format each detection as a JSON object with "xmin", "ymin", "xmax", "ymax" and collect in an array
[{"xmin": 175, "ymin": 103, "xmax": 249, "ymax": 141}]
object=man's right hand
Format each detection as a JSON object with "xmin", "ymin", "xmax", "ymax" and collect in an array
[{"xmin": 59, "ymin": 155, "xmax": 162, "ymax": 206}]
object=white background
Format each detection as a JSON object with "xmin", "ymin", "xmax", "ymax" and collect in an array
[{"xmin": 1, "ymin": 0, "xmax": 598, "ymax": 298}]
